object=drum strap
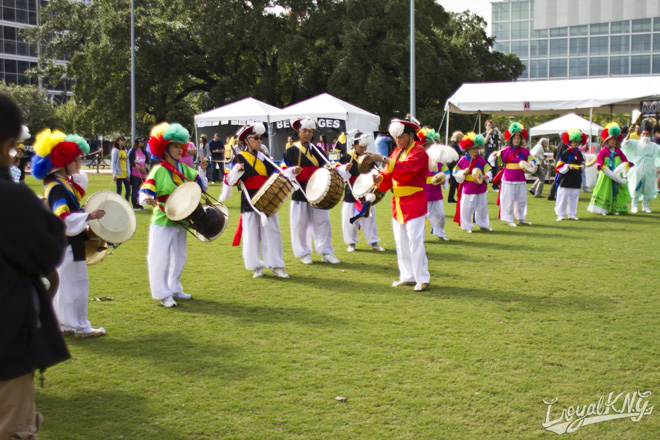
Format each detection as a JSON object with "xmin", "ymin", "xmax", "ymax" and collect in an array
[
  {"xmin": 44, "ymin": 177, "xmax": 81, "ymax": 213},
  {"xmin": 295, "ymin": 142, "xmax": 319, "ymax": 167},
  {"xmin": 160, "ymin": 160, "xmax": 193, "ymax": 186},
  {"xmin": 239, "ymin": 151, "xmax": 268, "ymax": 176}
]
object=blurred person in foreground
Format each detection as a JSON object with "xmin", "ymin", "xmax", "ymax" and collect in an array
[{"xmin": 0, "ymin": 92, "xmax": 70, "ymax": 439}]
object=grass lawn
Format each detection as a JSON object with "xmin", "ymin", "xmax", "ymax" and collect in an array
[{"xmin": 25, "ymin": 173, "xmax": 660, "ymax": 439}]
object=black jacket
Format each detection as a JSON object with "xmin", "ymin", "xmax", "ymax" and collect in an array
[{"xmin": 0, "ymin": 168, "xmax": 70, "ymax": 380}]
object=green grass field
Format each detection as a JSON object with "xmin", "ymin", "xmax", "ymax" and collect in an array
[{"xmin": 25, "ymin": 174, "xmax": 660, "ymax": 439}]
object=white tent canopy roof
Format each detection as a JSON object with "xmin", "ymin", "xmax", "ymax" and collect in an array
[
  {"xmin": 445, "ymin": 77, "xmax": 660, "ymax": 115},
  {"xmin": 194, "ymin": 97, "xmax": 280, "ymax": 126},
  {"xmin": 529, "ymin": 113, "xmax": 605, "ymax": 137},
  {"xmin": 269, "ymin": 93, "xmax": 380, "ymax": 126}
]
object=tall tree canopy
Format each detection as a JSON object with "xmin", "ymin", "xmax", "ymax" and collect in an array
[{"xmin": 27, "ymin": 0, "xmax": 523, "ymax": 136}]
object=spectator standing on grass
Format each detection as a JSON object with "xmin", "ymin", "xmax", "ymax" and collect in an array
[
  {"xmin": 0, "ymin": 92, "xmax": 70, "ymax": 440},
  {"xmin": 529, "ymin": 137, "xmax": 548, "ymax": 198},
  {"xmin": 129, "ymin": 137, "xmax": 149, "ymax": 210},
  {"xmin": 482, "ymin": 119, "xmax": 501, "ymax": 192},
  {"xmin": 375, "ymin": 132, "xmax": 392, "ymax": 157},
  {"xmin": 197, "ymin": 134, "xmax": 212, "ymax": 182},
  {"xmin": 111, "ymin": 135, "xmax": 131, "ymax": 201},
  {"xmin": 209, "ymin": 133, "xmax": 225, "ymax": 184},
  {"xmin": 181, "ymin": 136, "xmax": 197, "ymax": 168},
  {"xmin": 446, "ymin": 130, "xmax": 463, "ymax": 203}
]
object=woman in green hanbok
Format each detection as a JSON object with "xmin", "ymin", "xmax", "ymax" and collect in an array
[
  {"xmin": 621, "ymin": 120, "xmax": 660, "ymax": 213},
  {"xmin": 587, "ymin": 123, "xmax": 633, "ymax": 215}
]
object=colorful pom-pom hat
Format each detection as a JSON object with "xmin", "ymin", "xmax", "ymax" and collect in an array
[
  {"xmin": 562, "ymin": 129, "xmax": 588, "ymax": 146},
  {"xmin": 600, "ymin": 122, "xmax": 623, "ymax": 144},
  {"xmin": 30, "ymin": 129, "xmax": 90, "ymax": 180},
  {"xmin": 148, "ymin": 122, "xmax": 190, "ymax": 159},
  {"xmin": 459, "ymin": 132, "xmax": 485, "ymax": 150},
  {"xmin": 504, "ymin": 122, "xmax": 529, "ymax": 141}
]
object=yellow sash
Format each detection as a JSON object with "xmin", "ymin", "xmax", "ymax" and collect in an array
[
  {"xmin": 392, "ymin": 186, "xmax": 423, "ymax": 198},
  {"xmin": 506, "ymin": 163, "xmax": 521, "ymax": 169},
  {"xmin": 295, "ymin": 142, "xmax": 319, "ymax": 167},
  {"xmin": 240, "ymin": 151, "xmax": 268, "ymax": 176}
]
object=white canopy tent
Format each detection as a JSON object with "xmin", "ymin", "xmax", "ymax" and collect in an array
[
  {"xmin": 269, "ymin": 93, "xmax": 381, "ymax": 160},
  {"xmin": 444, "ymin": 76, "xmax": 660, "ymax": 141},
  {"xmin": 194, "ymin": 97, "xmax": 279, "ymax": 126},
  {"xmin": 529, "ymin": 113, "xmax": 604, "ymax": 138},
  {"xmin": 194, "ymin": 98, "xmax": 280, "ymax": 158}
]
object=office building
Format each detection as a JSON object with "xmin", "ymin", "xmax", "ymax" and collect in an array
[{"xmin": 491, "ymin": 0, "xmax": 660, "ymax": 80}]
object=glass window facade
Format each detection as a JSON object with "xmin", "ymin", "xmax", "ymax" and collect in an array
[{"xmin": 492, "ymin": 0, "xmax": 660, "ymax": 80}]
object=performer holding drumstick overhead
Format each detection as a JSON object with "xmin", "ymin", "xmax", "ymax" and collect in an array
[
  {"xmin": 31, "ymin": 129, "xmax": 108, "ymax": 338},
  {"xmin": 224, "ymin": 122, "xmax": 300, "ymax": 278},
  {"xmin": 139, "ymin": 122, "xmax": 209, "ymax": 308},
  {"xmin": 283, "ymin": 117, "xmax": 341, "ymax": 265}
]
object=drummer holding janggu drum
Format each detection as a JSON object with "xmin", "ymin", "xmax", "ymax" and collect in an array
[
  {"xmin": 138, "ymin": 122, "xmax": 209, "ymax": 308},
  {"xmin": 224, "ymin": 122, "xmax": 298, "ymax": 278}
]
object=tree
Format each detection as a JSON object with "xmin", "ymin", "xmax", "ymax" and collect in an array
[
  {"xmin": 27, "ymin": 0, "xmax": 523, "ymax": 135},
  {"xmin": 0, "ymin": 82, "xmax": 61, "ymax": 140}
]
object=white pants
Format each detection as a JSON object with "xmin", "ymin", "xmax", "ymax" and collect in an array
[
  {"xmin": 242, "ymin": 211, "xmax": 285, "ymax": 270},
  {"xmin": 555, "ymin": 187, "xmax": 580, "ymax": 218},
  {"xmin": 631, "ymin": 196, "xmax": 651, "ymax": 210},
  {"xmin": 341, "ymin": 202, "xmax": 380, "ymax": 245},
  {"xmin": 290, "ymin": 200, "xmax": 334, "ymax": 257},
  {"xmin": 426, "ymin": 200, "xmax": 446, "ymax": 238},
  {"xmin": 147, "ymin": 224, "xmax": 187, "ymax": 300},
  {"xmin": 459, "ymin": 192, "xmax": 490, "ymax": 231},
  {"xmin": 53, "ymin": 246, "xmax": 92, "ymax": 333},
  {"xmin": 500, "ymin": 181, "xmax": 528, "ymax": 223},
  {"xmin": 392, "ymin": 216, "xmax": 430, "ymax": 284}
]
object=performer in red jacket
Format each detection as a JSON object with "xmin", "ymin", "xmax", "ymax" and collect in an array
[{"xmin": 373, "ymin": 118, "xmax": 430, "ymax": 291}]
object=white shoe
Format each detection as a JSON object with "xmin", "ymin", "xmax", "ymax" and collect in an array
[
  {"xmin": 301, "ymin": 255, "xmax": 313, "ymax": 265},
  {"xmin": 519, "ymin": 220, "xmax": 532, "ymax": 226},
  {"xmin": 480, "ymin": 227, "xmax": 493, "ymax": 232},
  {"xmin": 631, "ymin": 205, "xmax": 639, "ymax": 213},
  {"xmin": 322, "ymin": 254, "xmax": 341, "ymax": 264},
  {"xmin": 556, "ymin": 217, "xmax": 564, "ymax": 222},
  {"xmin": 347, "ymin": 244, "xmax": 356, "ymax": 252},
  {"xmin": 507, "ymin": 222, "xmax": 517, "ymax": 227},
  {"xmin": 643, "ymin": 206, "xmax": 652, "ymax": 213},
  {"xmin": 439, "ymin": 236, "xmax": 450, "ymax": 241},
  {"xmin": 414, "ymin": 283, "xmax": 429, "ymax": 292},
  {"xmin": 371, "ymin": 244, "xmax": 386, "ymax": 251},
  {"xmin": 253, "ymin": 267, "xmax": 264, "ymax": 278},
  {"xmin": 392, "ymin": 280, "xmax": 416, "ymax": 287},
  {"xmin": 465, "ymin": 229, "xmax": 472, "ymax": 233},
  {"xmin": 173, "ymin": 291, "xmax": 191, "ymax": 300},
  {"xmin": 161, "ymin": 296, "xmax": 177, "ymax": 307},
  {"xmin": 74, "ymin": 327, "xmax": 106, "ymax": 339},
  {"xmin": 272, "ymin": 267, "xmax": 290, "ymax": 278},
  {"xmin": 568, "ymin": 217, "xmax": 579, "ymax": 221}
]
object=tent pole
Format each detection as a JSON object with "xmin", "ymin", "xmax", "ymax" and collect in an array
[
  {"xmin": 478, "ymin": 111, "xmax": 482, "ymax": 134},
  {"xmin": 589, "ymin": 108, "xmax": 593, "ymax": 153},
  {"xmin": 445, "ymin": 110, "xmax": 450, "ymax": 144}
]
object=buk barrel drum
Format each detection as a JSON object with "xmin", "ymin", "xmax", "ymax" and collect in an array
[
  {"xmin": 306, "ymin": 167, "xmax": 345, "ymax": 210},
  {"xmin": 352, "ymin": 173, "xmax": 386, "ymax": 205},
  {"xmin": 251, "ymin": 174, "xmax": 294, "ymax": 217},
  {"xmin": 84, "ymin": 191, "xmax": 137, "ymax": 265},
  {"xmin": 165, "ymin": 182, "xmax": 228, "ymax": 242}
]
